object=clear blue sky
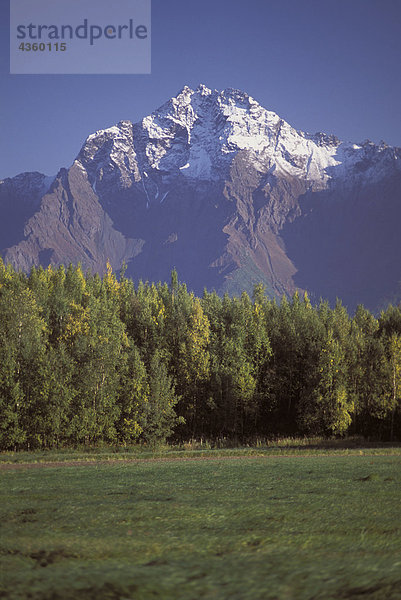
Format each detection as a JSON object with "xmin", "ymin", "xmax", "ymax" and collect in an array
[{"xmin": 1, "ymin": 0, "xmax": 401, "ymax": 179}]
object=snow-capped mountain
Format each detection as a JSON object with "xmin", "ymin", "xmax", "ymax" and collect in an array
[
  {"xmin": 1, "ymin": 85, "xmax": 401, "ymax": 310},
  {"xmin": 76, "ymin": 84, "xmax": 400, "ymax": 196}
]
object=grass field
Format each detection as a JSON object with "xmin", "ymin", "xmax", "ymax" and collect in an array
[
  {"xmin": 2, "ymin": 436, "xmax": 401, "ymax": 465},
  {"xmin": 1, "ymin": 450, "xmax": 401, "ymax": 599}
]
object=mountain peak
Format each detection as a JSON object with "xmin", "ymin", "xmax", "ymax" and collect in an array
[
  {"xmin": 196, "ymin": 83, "xmax": 213, "ymax": 96},
  {"xmin": 220, "ymin": 86, "xmax": 253, "ymax": 103},
  {"xmin": 75, "ymin": 84, "xmax": 401, "ymax": 193},
  {"xmin": 2, "ymin": 84, "xmax": 401, "ymax": 311}
]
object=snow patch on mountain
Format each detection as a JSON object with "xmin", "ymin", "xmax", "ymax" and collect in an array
[{"xmin": 74, "ymin": 84, "xmax": 401, "ymax": 197}]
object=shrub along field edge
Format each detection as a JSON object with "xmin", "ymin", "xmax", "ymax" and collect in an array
[{"xmin": 2, "ymin": 436, "xmax": 401, "ymax": 466}]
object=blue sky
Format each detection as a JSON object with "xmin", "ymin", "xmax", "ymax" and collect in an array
[{"xmin": 1, "ymin": 0, "xmax": 401, "ymax": 179}]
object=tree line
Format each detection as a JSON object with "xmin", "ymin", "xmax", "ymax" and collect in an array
[{"xmin": 0, "ymin": 259, "xmax": 400, "ymax": 450}]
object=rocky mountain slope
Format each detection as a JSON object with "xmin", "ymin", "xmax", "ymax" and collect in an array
[{"xmin": 1, "ymin": 84, "xmax": 401, "ymax": 310}]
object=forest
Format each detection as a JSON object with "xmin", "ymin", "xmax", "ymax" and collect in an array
[{"xmin": 0, "ymin": 258, "xmax": 401, "ymax": 451}]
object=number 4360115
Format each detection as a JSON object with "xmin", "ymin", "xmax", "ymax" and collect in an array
[{"xmin": 18, "ymin": 42, "xmax": 67, "ymax": 51}]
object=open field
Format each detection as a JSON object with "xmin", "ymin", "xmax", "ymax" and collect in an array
[
  {"xmin": 2, "ymin": 437, "xmax": 401, "ymax": 467},
  {"xmin": 1, "ymin": 451, "xmax": 401, "ymax": 599}
]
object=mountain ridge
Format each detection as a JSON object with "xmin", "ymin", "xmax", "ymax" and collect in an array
[{"xmin": 1, "ymin": 84, "xmax": 401, "ymax": 311}]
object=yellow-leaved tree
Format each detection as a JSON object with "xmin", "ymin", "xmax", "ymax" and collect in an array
[
  {"xmin": 301, "ymin": 328, "xmax": 354, "ymax": 435},
  {"xmin": 177, "ymin": 297, "xmax": 210, "ymax": 436}
]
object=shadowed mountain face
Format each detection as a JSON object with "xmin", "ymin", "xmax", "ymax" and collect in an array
[
  {"xmin": 3, "ymin": 165, "xmax": 143, "ymax": 273},
  {"xmin": 0, "ymin": 172, "xmax": 49, "ymax": 250},
  {"xmin": 282, "ymin": 173, "xmax": 401, "ymax": 310},
  {"xmin": 1, "ymin": 85, "xmax": 401, "ymax": 311}
]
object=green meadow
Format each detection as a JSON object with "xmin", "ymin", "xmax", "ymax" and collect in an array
[{"xmin": 1, "ymin": 451, "xmax": 401, "ymax": 600}]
